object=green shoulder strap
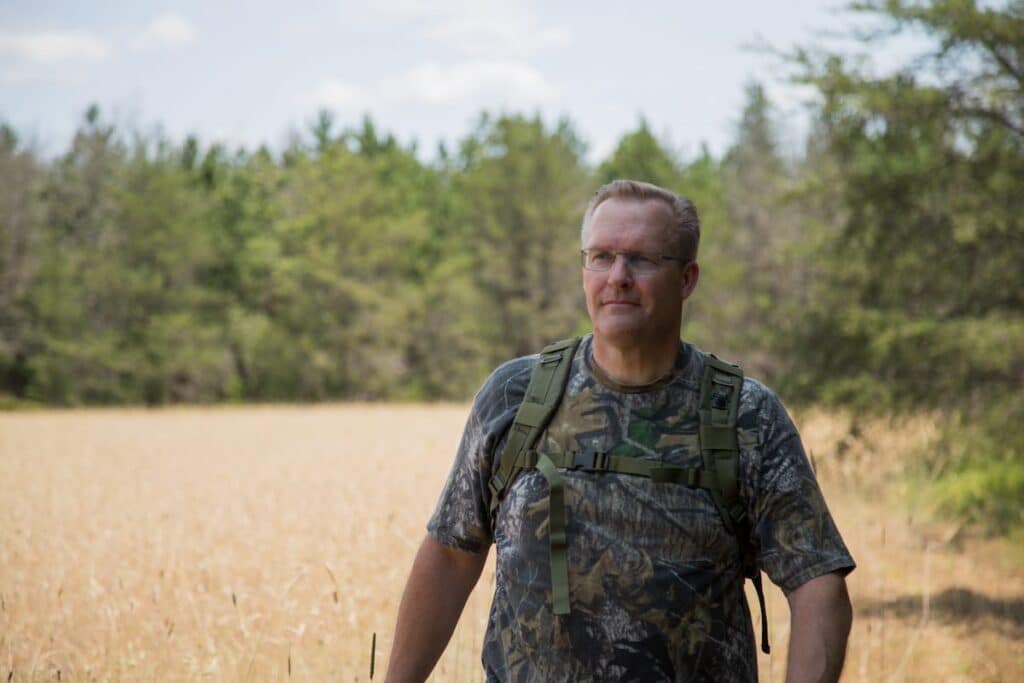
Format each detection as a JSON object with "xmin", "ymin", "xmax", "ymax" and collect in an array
[
  {"xmin": 699, "ymin": 354, "xmax": 770, "ymax": 654},
  {"xmin": 487, "ymin": 337, "xmax": 581, "ymax": 616},
  {"xmin": 699, "ymin": 354, "xmax": 744, "ymax": 525},
  {"xmin": 488, "ymin": 337, "xmax": 582, "ymax": 527}
]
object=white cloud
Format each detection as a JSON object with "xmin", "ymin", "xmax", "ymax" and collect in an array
[
  {"xmin": 370, "ymin": 0, "xmax": 570, "ymax": 58},
  {"xmin": 369, "ymin": 0, "xmax": 440, "ymax": 16},
  {"xmin": 305, "ymin": 59, "xmax": 557, "ymax": 114},
  {"xmin": 426, "ymin": 20, "xmax": 570, "ymax": 57},
  {"xmin": 0, "ymin": 30, "xmax": 110, "ymax": 65},
  {"xmin": 388, "ymin": 60, "xmax": 557, "ymax": 104},
  {"xmin": 305, "ymin": 79, "xmax": 370, "ymax": 111},
  {"xmin": 135, "ymin": 13, "xmax": 197, "ymax": 50}
]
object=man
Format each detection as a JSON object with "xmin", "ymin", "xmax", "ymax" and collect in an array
[{"xmin": 386, "ymin": 180, "xmax": 854, "ymax": 682}]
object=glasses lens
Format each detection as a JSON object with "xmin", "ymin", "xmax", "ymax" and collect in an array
[
  {"xmin": 627, "ymin": 254, "xmax": 660, "ymax": 275},
  {"xmin": 582, "ymin": 249, "xmax": 614, "ymax": 270}
]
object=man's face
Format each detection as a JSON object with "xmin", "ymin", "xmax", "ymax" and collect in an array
[{"xmin": 582, "ymin": 197, "xmax": 699, "ymax": 347}]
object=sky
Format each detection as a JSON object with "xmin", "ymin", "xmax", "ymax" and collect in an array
[{"xmin": 0, "ymin": 1, "xmax": 931, "ymax": 162}]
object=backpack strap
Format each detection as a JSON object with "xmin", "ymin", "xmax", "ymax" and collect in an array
[
  {"xmin": 699, "ymin": 354, "xmax": 744, "ymax": 527},
  {"xmin": 699, "ymin": 354, "xmax": 770, "ymax": 654},
  {"xmin": 487, "ymin": 337, "xmax": 581, "ymax": 616},
  {"xmin": 488, "ymin": 337, "xmax": 582, "ymax": 528},
  {"xmin": 534, "ymin": 453, "xmax": 570, "ymax": 614}
]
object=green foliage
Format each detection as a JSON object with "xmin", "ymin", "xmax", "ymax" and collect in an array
[
  {"xmin": 778, "ymin": 1, "xmax": 1022, "ymax": 401},
  {"xmin": 445, "ymin": 114, "xmax": 591, "ymax": 372},
  {"xmin": 783, "ymin": 0, "xmax": 1024, "ymax": 534},
  {"xmin": 925, "ymin": 394, "xmax": 1024, "ymax": 534},
  {"xmin": 0, "ymin": 1, "xmax": 1020, "ymax": 541},
  {"xmin": 597, "ymin": 119, "xmax": 684, "ymax": 189},
  {"xmin": 688, "ymin": 83, "xmax": 808, "ymax": 370},
  {"xmin": 0, "ymin": 124, "xmax": 43, "ymax": 400},
  {"xmin": 0, "ymin": 108, "xmax": 596, "ymax": 404},
  {"xmin": 933, "ymin": 461, "xmax": 1024, "ymax": 534}
]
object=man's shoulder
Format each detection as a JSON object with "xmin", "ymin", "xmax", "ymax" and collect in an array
[
  {"xmin": 685, "ymin": 345, "xmax": 781, "ymax": 425},
  {"xmin": 467, "ymin": 353, "xmax": 539, "ymax": 431},
  {"xmin": 475, "ymin": 337, "xmax": 588, "ymax": 408},
  {"xmin": 478, "ymin": 354, "xmax": 537, "ymax": 401},
  {"xmin": 740, "ymin": 374, "xmax": 777, "ymax": 409},
  {"xmin": 685, "ymin": 345, "xmax": 765, "ymax": 391}
]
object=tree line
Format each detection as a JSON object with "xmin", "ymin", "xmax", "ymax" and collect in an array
[{"xmin": 1, "ymin": 2, "xmax": 1020, "ymax": 527}]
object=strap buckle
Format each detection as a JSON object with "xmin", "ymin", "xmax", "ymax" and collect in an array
[
  {"xmin": 488, "ymin": 474, "xmax": 504, "ymax": 499},
  {"xmin": 571, "ymin": 450, "xmax": 609, "ymax": 471}
]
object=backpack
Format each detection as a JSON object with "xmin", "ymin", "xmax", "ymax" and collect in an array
[{"xmin": 486, "ymin": 337, "xmax": 770, "ymax": 654}]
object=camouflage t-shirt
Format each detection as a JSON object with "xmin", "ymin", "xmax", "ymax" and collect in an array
[{"xmin": 428, "ymin": 335, "xmax": 855, "ymax": 682}]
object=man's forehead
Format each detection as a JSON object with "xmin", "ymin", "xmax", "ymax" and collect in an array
[
  {"xmin": 586, "ymin": 197, "xmax": 674, "ymax": 243},
  {"xmin": 592, "ymin": 196, "xmax": 672, "ymax": 222}
]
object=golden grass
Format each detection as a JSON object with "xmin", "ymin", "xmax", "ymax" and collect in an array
[{"xmin": 1, "ymin": 405, "xmax": 1021, "ymax": 681}]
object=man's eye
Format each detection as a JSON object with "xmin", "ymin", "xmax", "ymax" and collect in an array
[
  {"xmin": 591, "ymin": 251, "xmax": 614, "ymax": 264},
  {"xmin": 633, "ymin": 255, "xmax": 658, "ymax": 269}
]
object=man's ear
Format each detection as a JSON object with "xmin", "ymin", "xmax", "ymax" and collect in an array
[{"xmin": 681, "ymin": 261, "xmax": 700, "ymax": 301}]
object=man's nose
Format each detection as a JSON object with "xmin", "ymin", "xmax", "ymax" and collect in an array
[{"xmin": 606, "ymin": 254, "xmax": 634, "ymax": 286}]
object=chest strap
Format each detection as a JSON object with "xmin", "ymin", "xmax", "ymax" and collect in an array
[
  {"xmin": 511, "ymin": 449, "xmax": 714, "ymax": 616},
  {"xmin": 514, "ymin": 449, "xmax": 713, "ymax": 485}
]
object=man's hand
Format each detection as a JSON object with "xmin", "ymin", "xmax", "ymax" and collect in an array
[
  {"xmin": 785, "ymin": 571, "xmax": 853, "ymax": 683},
  {"xmin": 384, "ymin": 535, "xmax": 488, "ymax": 683}
]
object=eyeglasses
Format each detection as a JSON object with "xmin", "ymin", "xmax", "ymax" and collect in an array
[{"xmin": 580, "ymin": 248, "xmax": 686, "ymax": 276}]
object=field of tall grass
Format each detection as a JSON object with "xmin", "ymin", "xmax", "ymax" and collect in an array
[{"xmin": 1, "ymin": 405, "xmax": 1021, "ymax": 681}]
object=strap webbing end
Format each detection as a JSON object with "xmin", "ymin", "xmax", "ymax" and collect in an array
[{"xmin": 753, "ymin": 573, "xmax": 770, "ymax": 655}]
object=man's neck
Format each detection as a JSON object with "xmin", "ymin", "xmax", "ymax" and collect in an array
[{"xmin": 591, "ymin": 334, "xmax": 679, "ymax": 387}]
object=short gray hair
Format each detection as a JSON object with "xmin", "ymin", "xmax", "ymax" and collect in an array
[{"xmin": 581, "ymin": 179, "xmax": 700, "ymax": 262}]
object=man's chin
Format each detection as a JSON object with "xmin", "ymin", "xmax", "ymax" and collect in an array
[{"xmin": 594, "ymin": 318, "xmax": 645, "ymax": 342}]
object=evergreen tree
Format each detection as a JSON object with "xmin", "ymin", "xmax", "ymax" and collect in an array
[
  {"xmin": 789, "ymin": 0, "xmax": 1024, "ymax": 532},
  {"xmin": 0, "ymin": 125, "xmax": 43, "ymax": 400},
  {"xmin": 790, "ymin": 0, "xmax": 1024, "ymax": 408},
  {"xmin": 597, "ymin": 118, "xmax": 684, "ymax": 189},
  {"xmin": 448, "ymin": 114, "xmax": 591, "ymax": 371}
]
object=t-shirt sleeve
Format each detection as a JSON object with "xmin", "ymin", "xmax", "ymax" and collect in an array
[
  {"xmin": 427, "ymin": 356, "xmax": 533, "ymax": 555},
  {"xmin": 747, "ymin": 386, "xmax": 856, "ymax": 593}
]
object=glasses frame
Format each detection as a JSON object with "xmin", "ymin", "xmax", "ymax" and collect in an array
[{"xmin": 580, "ymin": 248, "xmax": 687, "ymax": 276}]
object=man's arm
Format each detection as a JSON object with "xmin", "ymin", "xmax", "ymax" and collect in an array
[
  {"xmin": 784, "ymin": 571, "xmax": 853, "ymax": 683},
  {"xmin": 385, "ymin": 534, "xmax": 488, "ymax": 683}
]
